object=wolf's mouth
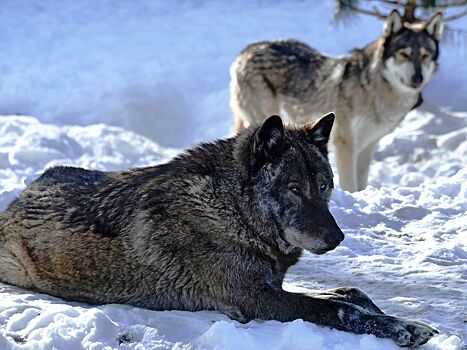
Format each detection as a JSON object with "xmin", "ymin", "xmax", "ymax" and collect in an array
[
  {"xmin": 313, "ymin": 245, "xmax": 339, "ymax": 255},
  {"xmin": 400, "ymin": 77, "xmax": 422, "ymax": 90}
]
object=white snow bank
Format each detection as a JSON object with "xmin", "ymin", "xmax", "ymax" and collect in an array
[
  {"xmin": 0, "ymin": 115, "xmax": 178, "ymax": 212},
  {"xmin": 0, "ymin": 105, "xmax": 465, "ymax": 349},
  {"xmin": 0, "ymin": 0, "xmax": 465, "ymax": 147},
  {"xmin": 0, "ymin": 285, "xmax": 462, "ymax": 350}
]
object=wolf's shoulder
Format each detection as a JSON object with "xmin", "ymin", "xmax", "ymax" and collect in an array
[
  {"xmin": 35, "ymin": 166, "xmax": 108, "ymax": 185},
  {"xmin": 240, "ymin": 39, "xmax": 323, "ymax": 59}
]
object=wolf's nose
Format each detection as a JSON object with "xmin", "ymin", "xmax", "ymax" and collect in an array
[
  {"xmin": 325, "ymin": 229, "xmax": 345, "ymax": 246},
  {"xmin": 411, "ymin": 72, "xmax": 423, "ymax": 87}
]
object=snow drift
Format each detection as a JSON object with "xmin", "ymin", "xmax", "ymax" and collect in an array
[{"xmin": 0, "ymin": 104, "xmax": 465, "ymax": 349}]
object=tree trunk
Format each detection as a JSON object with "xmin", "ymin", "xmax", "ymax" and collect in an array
[{"xmin": 403, "ymin": 0, "xmax": 418, "ymax": 23}]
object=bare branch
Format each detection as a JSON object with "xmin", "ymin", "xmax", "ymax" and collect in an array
[
  {"xmin": 444, "ymin": 8, "xmax": 467, "ymax": 21},
  {"xmin": 359, "ymin": 0, "xmax": 407, "ymax": 8},
  {"xmin": 346, "ymin": 4, "xmax": 388, "ymax": 19},
  {"xmin": 360, "ymin": 0, "xmax": 399, "ymax": 4},
  {"xmin": 381, "ymin": 0, "xmax": 401, "ymax": 5},
  {"xmin": 335, "ymin": 0, "xmax": 467, "ymax": 23}
]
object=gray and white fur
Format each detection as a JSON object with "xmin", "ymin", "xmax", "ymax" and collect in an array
[{"xmin": 230, "ymin": 10, "xmax": 443, "ymax": 192}]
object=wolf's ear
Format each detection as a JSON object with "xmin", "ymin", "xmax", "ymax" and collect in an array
[
  {"xmin": 383, "ymin": 10, "xmax": 403, "ymax": 37},
  {"xmin": 252, "ymin": 115, "xmax": 284, "ymax": 166},
  {"xmin": 424, "ymin": 12, "xmax": 444, "ymax": 41},
  {"xmin": 304, "ymin": 113, "xmax": 335, "ymax": 157}
]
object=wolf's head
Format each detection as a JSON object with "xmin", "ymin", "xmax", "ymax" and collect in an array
[
  {"xmin": 380, "ymin": 10, "xmax": 443, "ymax": 93},
  {"xmin": 238, "ymin": 113, "xmax": 344, "ymax": 255}
]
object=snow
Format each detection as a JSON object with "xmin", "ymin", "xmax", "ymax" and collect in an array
[
  {"xmin": 0, "ymin": 1, "xmax": 466, "ymax": 349},
  {"xmin": 0, "ymin": 0, "xmax": 466, "ymax": 147},
  {"xmin": 0, "ymin": 109, "xmax": 465, "ymax": 350}
]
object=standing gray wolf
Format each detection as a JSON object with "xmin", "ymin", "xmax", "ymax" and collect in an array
[
  {"xmin": 230, "ymin": 10, "xmax": 443, "ymax": 192},
  {"xmin": 0, "ymin": 114, "xmax": 436, "ymax": 347}
]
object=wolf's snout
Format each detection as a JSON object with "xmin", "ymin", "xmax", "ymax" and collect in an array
[
  {"xmin": 411, "ymin": 71, "xmax": 423, "ymax": 87},
  {"xmin": 324, "ymin": 229, "xmax": 345, "ymax": 246},
  {"xmin": 318, "ymin": 209, "xmax": 344, "ymax": 247}
]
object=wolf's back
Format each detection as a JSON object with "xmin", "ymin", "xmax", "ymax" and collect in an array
[
  {"xmin": 4, "ymin": 166, "xmax": 110, "ymax": 229},
  {"xmin": 233, "ymin": 39, "xmax": 326, "ymax": 96},
  {"xmin": 35, "ymin": 166, "xmax": 108, "ymax": 186},
  {"xmin": 0, "ymin": 166, "xmax": 135, "ymax": 299}
]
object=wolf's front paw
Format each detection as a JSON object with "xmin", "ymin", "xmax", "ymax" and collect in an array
[{"xmin": 389, "ymin": 318, "xmax": 438, "ymax": 347}]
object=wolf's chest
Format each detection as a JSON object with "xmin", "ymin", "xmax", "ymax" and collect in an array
[{"xmin": 350, "ymin": 113, "xmax": 403, "ymax": 151}]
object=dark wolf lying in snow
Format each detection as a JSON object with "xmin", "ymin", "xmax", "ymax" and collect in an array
[{"xmin": 0, "ymin": 114, "xmax": 436, "ymax": 347}]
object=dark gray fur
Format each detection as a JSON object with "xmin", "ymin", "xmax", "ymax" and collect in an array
[{"xmin": 0, "ymin": 115, "xmax": 436, "ymax": 347}]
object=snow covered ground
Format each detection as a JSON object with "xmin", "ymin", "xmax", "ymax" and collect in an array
[
  {"xmin": 0, "ymin": 105, "xmax": 465, "ymax": 350},
  {"xmin": 0, "ymin": 0, "xmax": 466, "ymax": 147},
  {"xmin": 0, "ymin": 1, "xmax": 466, "ymax": 349}
]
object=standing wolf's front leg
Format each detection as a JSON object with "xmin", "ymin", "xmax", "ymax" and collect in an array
[
  {"xmin": 333, "ymin": 137, "xmax": 358, "ymax": 192},
  {"xmin": 356, "ymin": 141, "xmax": 377, "ymax": 191},
  {"xmin": 237, "ymin": 286, "xmax": 437, "ymax": 347}
]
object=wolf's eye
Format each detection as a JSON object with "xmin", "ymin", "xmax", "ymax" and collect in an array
[
  {"xmin": 288, "ymin": 184, "xmax": 301, "ymax": 195},
  {"xmin": 399, "ymin": 51, "xmax": 411, "ymax": 60},
  {"xmin": 319, "ymin": 182, "xmax": 328, "ymax": 193},
  {"xmin": 421, "ymin": 53, "xmax": 430, "ymax": 60}
]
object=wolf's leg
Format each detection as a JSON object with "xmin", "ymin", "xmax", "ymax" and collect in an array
[
  {"xmin": 238, "ymin": 287, "xmax": 437, "ymax": 347},
  {"xmin": 312, "ymin": 287, "xmax": 384, "ymax": 315},
  {"xmin": 333, "ymin": 133, "xmax": 358, "ymax": 192},
  {"xmin": 0, "ymin": 235, "xmax": 35, "ymax": 289},
  {"xmin": 357, "ymin": 142, "xmax": 377, "ymax": 191}
]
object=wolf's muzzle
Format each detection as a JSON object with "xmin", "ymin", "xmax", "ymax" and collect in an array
[
  {"xmin": 318, "ymin": 209, "xmax": 345, "ymax": 248},
  {"xmin": 324, "ymin": 229, "xmax": 345, "ymax": 247},
  {"xmin": 411, "ymin": 71, "xmax": 423, "ymax": 88}
]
